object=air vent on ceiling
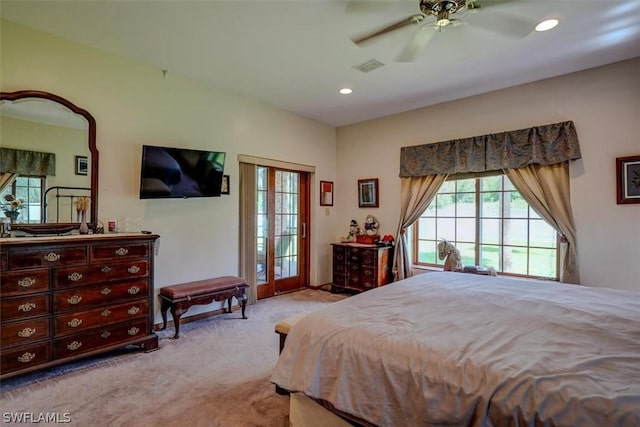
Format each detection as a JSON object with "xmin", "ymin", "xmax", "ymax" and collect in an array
[{"xmin": 352, "ymin": 59, "xmax": 385, "ymax": 73}]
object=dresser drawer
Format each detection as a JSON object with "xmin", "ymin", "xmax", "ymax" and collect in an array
[
  {"xmin": 54, "ymin": 280, "xmax": 149, "ymax": 312},
  {"xmin": 360, "ymin": 249, "xmax": 377, "ymax": 266},
  {"xmin": 1, "ymin": 294, "xmax": 50, "ymax": 322},
  {"xmin": 54, "ymin": 319, "xmax": 149, "ymax": 359},
  {"xmin": 53, "ymin": 260, "xmax": 149, "ymax": 289},
  {"xmin": 1, "ymin": 269, "xmax": 50, "ymax": 296},
  {"xmin": 1, "ymin": 341, "xmax": 50, "ymax": 375},
  {"xmin": 8, "ymin": 246, "xmax": 87, "ymax": 269},
  {"xmin": 54, "ymin": 299, "xmax": 148, "ymax": 337},
  {"xmin": 91, "ymin": 243, "xmax": 149, "ymax": 261},
  {"xmin": 333, "ymin": 263, "xmax": 346, "ymax": 275},
  {"xmin": 1, "ymin": 317, "xmax": 50, "ymax": 348},
  {"xmin": 360, "ymin": 266, "xmax": 377, "ymax": 289},
  {"xmin": 347, "ymin": 247, "xmax": 362, "ymax": 264}
]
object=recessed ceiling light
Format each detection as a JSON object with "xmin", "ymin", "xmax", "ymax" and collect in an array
[
  {"xmin": 339, "ymin": 88, "xmax": 353, "ymax": 95},
  {"xmin": 535, "ymin": 19, "xmax": 559, "ymax": 32}
]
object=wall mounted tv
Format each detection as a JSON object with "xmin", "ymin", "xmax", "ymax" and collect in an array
[{"xmin": 139, "ymin": 145, "xmax": 226, "ymax": 199}]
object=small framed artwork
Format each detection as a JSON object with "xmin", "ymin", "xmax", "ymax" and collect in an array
[
  {"xmin": 75, "ymin": 155, "xmax": 88, "ymax": 176},
  {"xmin": 320, "ymin": 180, "xmax": 334, "ymax": 206},
  {"xmin": 221, "ymin": 174, "xmax": 230, "ymax": 195},
  {"xmin": 358, "ymin": 178, "xmax": 379, "ymax": 208},
  {"xmin": 616, "ymin": 155, "xmax": 640, "ymax": 204}
]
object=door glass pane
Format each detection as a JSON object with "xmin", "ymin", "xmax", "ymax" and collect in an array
[
  {"xmin": 274, "ymin": 171, "xmax": 299, "ymax": 280},
  {"xmin": 256, "ymin": 167, "xmax": 268, "ymax": 284}
]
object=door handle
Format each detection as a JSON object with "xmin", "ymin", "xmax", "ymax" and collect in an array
[{"xmin": 302, "ymin": 223, "xmax": 306, "ymax": 239}]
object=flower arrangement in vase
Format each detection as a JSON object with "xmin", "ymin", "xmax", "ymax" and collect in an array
[
  {"xmin": 2, "ymin": 194, "xmax": 25, "ymax": 223},
  {"xmin": 75, "ymin": 196, "xmax": 91, "ymax": 234}
]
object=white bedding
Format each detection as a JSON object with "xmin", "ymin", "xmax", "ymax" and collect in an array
[{"xmin": 271, "ymin": 272, "xmax": 640, "ymax": 426}]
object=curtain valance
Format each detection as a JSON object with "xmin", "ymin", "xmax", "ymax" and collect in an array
[
  {"xmin": 400, "ymin": 121, "xmax": 581, "ymax": 177},
  {"xmin": 0, "ymin": 148, "xmax": 56, "ymax": 176}
]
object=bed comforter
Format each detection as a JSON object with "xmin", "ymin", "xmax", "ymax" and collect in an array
[{"xmin": 271, "ymin": 272, "xmax": 640, "ymax": 426}]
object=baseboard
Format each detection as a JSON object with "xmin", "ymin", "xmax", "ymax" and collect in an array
[{"xmin": 153, "ymin": 305, "xmax": 240, "ymax": 331}]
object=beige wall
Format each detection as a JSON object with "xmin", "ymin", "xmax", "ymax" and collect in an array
[
  {"xmin": 1, "ymin": 20, "xmax": 338, "ymax": 321},
  {"xmin": 337, "ymin": 57, "xmax": 640, "ymax": 291}
]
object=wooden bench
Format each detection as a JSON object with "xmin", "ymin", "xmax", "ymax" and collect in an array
[
  {"xmin": 159, "ymin": 276, "xmax": 248, "ymax": 339},
  {"xmin": 274, "ymin": 311, "xmax": 312, "ymax": 395}
]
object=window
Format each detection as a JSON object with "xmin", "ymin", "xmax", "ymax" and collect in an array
[
  {"xmin": 413, "ymin": 174, "xmax": 558, "ymax": 279},
  {"xmin": 0, "ymin": 176, "xmax": 44, "ymax": 224}
]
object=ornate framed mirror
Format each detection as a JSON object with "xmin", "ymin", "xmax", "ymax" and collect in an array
[{"xmin": 0, "ymin": 90, "xmax": 99, "ymax": 234}]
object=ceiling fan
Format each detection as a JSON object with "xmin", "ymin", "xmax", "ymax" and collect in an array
[{"xmin": 349, "ymin": 0, "xmax": 531, "ymax": 62}]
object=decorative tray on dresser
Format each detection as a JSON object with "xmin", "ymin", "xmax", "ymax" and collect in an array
[{"xmin": 0, "ymin": 233, "xmax": 159, "ymax": 379}]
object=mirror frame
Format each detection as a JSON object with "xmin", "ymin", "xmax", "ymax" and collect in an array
[{"xmin": 0, "ymin": 90, "xmax": 99, "ymax": 234}]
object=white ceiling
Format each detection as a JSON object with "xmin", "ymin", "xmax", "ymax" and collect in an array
[{"xmin": 2, "ymin": 0, "xmax": 640, "ymax": 127}]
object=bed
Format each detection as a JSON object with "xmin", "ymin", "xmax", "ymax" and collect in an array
[{"xmin": 271, "ymin": 272, "xmax": 640, "ymax": 426}]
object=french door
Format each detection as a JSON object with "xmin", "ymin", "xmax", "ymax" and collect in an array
[{"xmin": 256, "ymin": 166, "xmax": 309, "ymax": 299}]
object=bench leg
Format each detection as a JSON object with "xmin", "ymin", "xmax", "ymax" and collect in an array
[
  {"xmin": 170, "ymin": 303, "xmax": 184, "ymax": 339},
  {"xmin": 240, "ymin": 294, "xmax": 248, "ymax": 319},
  {"xmin": 227, "ymin": 297, "xmax": 233, "ymax": 314},
  {"xmin": 160, "ymin": 297, "xmax": 170, "ymax": 331}
]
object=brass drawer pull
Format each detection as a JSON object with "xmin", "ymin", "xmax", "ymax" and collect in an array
[
  {"xmin": 67, "ymin": 295, "xmax": 83, "ymax": 305},
  {"xmin": 128, "ymin": 286, "xmax": 140, "ymax": 295},
  {"xmin": 18, "ymin": 352, "xmax": 36, "ymax": 363},
  {"xmin": 101, "ymin": 309, "xmax": 112, "ymax": 317},
  {"xmin": 128, "ymin": 306, "xmax": 140, "ymax": 315},
  {"xmin": 127, "ymin": 265, "xmax": 140, "ymax": 274},
  {"xmin": 68, "ymin": 272, "xmax": 83, "ymax": 282},
  {"xmin": 67, "ymin": 318, "xmax": 83, "ymax": 328},
  {"xmin": 67, "ymin": 341, "xmax": 82, "ymax": 351},
  {"xmin": 44, "ymin": 252, "xmax": 60, "ymax": 262},
  {"xmin": 17, "ymin": 277, "xmax": 36, "ymax": 288},
  {"xmin": 128, "ymin": 327, "xmax": 140, "ymax": 336},
  {"xmin": 18, "ymin": 302, "xmax": 36, "ymax": 312},
  {"xmin": 101, "ymin": 331, "xmax": 111, "ymax": 339},
  {"xmin": 101, "ymin": 266, "xmax": 112, "ymax": 273},
  {"xmin": 101, "ymin": 287, "xmax": 112, "ymax": 295},
  {"xmin": 18, "ymin": 327, "xmax": 36, "ymax": 338},
  {"xmin": 115, "ymin": 248, "xmax": 129, "ymax": 256}
]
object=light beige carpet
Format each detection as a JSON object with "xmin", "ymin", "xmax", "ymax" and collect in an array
[{"xmin": 0, "ymin": 289, "xmax": 346, "ymax": 426}]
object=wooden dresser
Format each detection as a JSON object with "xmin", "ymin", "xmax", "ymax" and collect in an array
[
  {"xmin": 0, "ymin": 233, "xmax": 159, "ymax": 379},
  {"xmin": 331, "ymin": 243, "xmax": 393, "ymax": 293}
]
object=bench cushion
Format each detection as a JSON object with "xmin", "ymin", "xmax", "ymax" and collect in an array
[
  {"xmin": 160, "ymin": 276, "xmax": 247, "ymax": 300},
  {"xmin": 275, "ymin": 311, "xmax": 313, "ymax": 335}
]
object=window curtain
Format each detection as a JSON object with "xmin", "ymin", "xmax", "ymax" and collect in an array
[
  {"xmin": 397, "ymin": 121, "xmax": 581, "ymax": 283},
  {"xmin": 0, "ymin": 148, "xmax": 56, "ymax": 176},
  {"xmin": 394, "ymin": 174, "xmax": 448, "ymax": 280},
  {"xmin": 239, "ymin": 162, "xmax": 258, "ymax": 304},
  {"xmin": 504, "ymin": 162, "xmax": 579, "ymax": 283},
  {"xmin": 0, "ymin": 173, "xmax": 17, "ymax": 193}
]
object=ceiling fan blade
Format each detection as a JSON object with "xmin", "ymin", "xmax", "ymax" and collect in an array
[
  {"xmin": 467, "ymin": 10, "xmax": 534, "ymax": 38},
  {"xmin": 396, "ymin": 25, "xmax": 437, "ymax": 62},
  {"xmin": 351, "ymin": 15, "xmax": 422, "ymax": 45}
]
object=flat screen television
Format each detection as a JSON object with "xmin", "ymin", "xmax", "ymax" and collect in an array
[{"xmin": 139, "ymin": 145, "xmax": 226, "ymax": 199}]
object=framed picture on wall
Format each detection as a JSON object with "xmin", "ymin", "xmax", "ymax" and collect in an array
[
  {"xmin": 75, "ymin": 156, "xmax": 88, "ymax": 176},
  {"xmin": 358, "ymin": 178, "xmax": 379, "ymax": 208},
  {"xmin": 616, "ymin": 155, "xmax": 640, "ymax": 204},
  {"xmin": 320, "ymin": 181, "xmax": 333, "ymax": 206}
]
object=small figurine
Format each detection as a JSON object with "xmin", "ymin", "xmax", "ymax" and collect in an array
[
  {"xmin": 363, "ymin": 215, "xmax": 379, "ymax": 236},
  {"xmin": 348, "ymin": 219, "xmax": 360, "ymax": 238}
]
